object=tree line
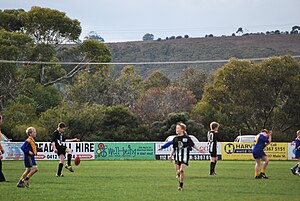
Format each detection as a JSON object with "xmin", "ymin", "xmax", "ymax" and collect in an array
[{"xmin": 1, "ymin": 7, "xmax": 300, "ymax": 142}]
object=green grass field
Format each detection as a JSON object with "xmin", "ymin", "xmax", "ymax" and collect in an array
[{"xmin": 0, "ymin": 160, "xmax": 299, "ymax": 201}]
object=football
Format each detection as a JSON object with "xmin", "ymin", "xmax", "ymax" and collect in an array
[{"xmin": 74, "ymin": 156, "xmax": 80, "ymax": 166}]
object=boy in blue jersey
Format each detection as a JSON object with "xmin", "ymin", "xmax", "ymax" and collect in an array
[
  {"xmin": 290, "ymin": 130, "xmax": 300, "ymax": 176},
  {"xmin": 17, "ymin": 127, "xmax": 41, "ymax": 188},
  {"xmin": 252, "ymin": 129, "xmax": 272, "ymax": 179}
]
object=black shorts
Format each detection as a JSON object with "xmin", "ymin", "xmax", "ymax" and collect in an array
[
  {"xmin": 57, "ymin": 146, "xmax": 67, "ymax": 156},
  {"xmin": 175, "ymin": 160, "xmax": 189, "ymax": 166},
  {"xmin": 209, "ymin": 150, "xmax": 217, "ymax": 157}
]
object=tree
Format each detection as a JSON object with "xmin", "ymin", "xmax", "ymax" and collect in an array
[
  {"xmin": 193, "ymin": 56, "xmax": 300, "ymax": 141},
  {"xmin": 291, "ymin": 25, "xmax": 300, "ymax": 34},
  {"xmin": 1, "ymin": 103, "xmax": 38, "ymax": 140},
  {"xmin": 65, "ymin": 70, "xmax": 115, "ymax": 106},
  {"xmin": 23, "ymin": 6, "xmax": 81, "ymax": 45},
  {"xmin": 148, "ymin": 112, "xmax": 205, "ymax": 141},
  {"xmin": 132, "ymin": 87, "xmax": 165, "ymax": 123},
  {"xmin": 143, "ymin": 71, "xmax": 170, "ymax": 91},
  {"xmin": 43, "ymin": 39, "xmax": 112, "ymax": 86},
  {"xmin": 114, "ymin": 65, "xmax": 143, "ymax": 107},
  {"xmin": 101, "ymin": 105, "xmax": 149, "ymax": 141},
  {"xmin": 178, "ymin": 67, "xmax": 207, "ymax": 101},
  {"xmin": 236, "ymin": 27, "xmax": 243, "ymax": 35},
  {"xmin": 0, "ymin": 29, "xmax": 33, "ymax": 109},
  {"xmin": 77, "ymin": 39, "xmax": 111, "ymax": 64},
  {"xmin": 84, "ymin": 31, "xmax": 105, "ymax": 42},
  {"xmin": 0, "ymin": 9, "xmax": 25, "ymax": 32},
  {"xmin": 21, "ymin": 44, "xmax": 68, "ymax": 84},
  {"xmin": 16, "ymin": 78, "xmax": 62, "ymax": 114},
  {"xmin": 143, "ymin": 33, "xmax": 154, "ymax": 41},
  {"xmin": 39, "ymin": 102, "xmax": 107, "ymax": 141},
  {"xmin": 133, "ymin": 86, "xmax": 196, "ymax": 124},
  {"xmin": 63, "ymin": 40, "xmax": 113, "ymax": 106}
]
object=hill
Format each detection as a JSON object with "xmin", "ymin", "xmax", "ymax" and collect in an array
[{"xmin": 106, "ymin": 34, "xmax": 300, "ymax": 79}]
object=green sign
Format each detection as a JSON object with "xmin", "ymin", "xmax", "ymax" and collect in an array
[{"xmin": 95, "ymin": 142, "xmax": 155, "ymax": 160}]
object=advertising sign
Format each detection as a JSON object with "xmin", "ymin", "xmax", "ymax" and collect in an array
[
  {"xmin": 288, "ymin": 142, "xmax": 297, "ymax": 160},
  {"xmin": 1, "ymin": 142, "xmax": 95, "ymax": 160},
  {"xmin": 222, "ymin": 142, "xmax": 288, "ymax": 160},
  {"xmin": 155, "ymin": 142, "xmax": 222, "ymax": 160},
  {"xmin": 95, "ymin": 142, "xmax": 155, "ymax": 160}
]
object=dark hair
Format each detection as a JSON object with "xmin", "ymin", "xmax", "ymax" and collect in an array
[
  {"xmin": 210, "ymin": 122, "xmax": 220, "ymax": 130},
  {"xmin": 58, "ymin": 122, "xmax": 66, "ymax": 128}
]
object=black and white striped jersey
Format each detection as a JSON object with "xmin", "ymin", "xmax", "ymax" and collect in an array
[
  {"xmin": 173, "ymin": 135, "xmax": 194, "ymax": 164},
  {"xmin": 207, "ymin": 130, "xmax": 218, "ymax": 153}
]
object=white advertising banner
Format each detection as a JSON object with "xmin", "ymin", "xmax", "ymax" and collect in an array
[
  {"xmin": 288, "ymin": 142, "xmax": 297, "ymax": 160},
  {"xmin": 155, "ymin": 142, "xmax": 222, "ymax": 160},
  {"xmin": 1, "ymin": 142, "xmax": 95, "ymax": 160}
]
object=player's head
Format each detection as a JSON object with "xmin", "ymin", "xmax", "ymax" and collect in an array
[
  {"xmin": 26, "ymin": 127, "xmax": 36, "ymax": 137},
  {"xmin": 210, "ymin": 122, "xmax": 220, "ymax": 131},
  {"xmin": 261, "ymin": 129, "xmax": 268, "ymax": 136},
  {"xmin": 176, "ymin": 122, "xmax": 186, "ymax": 135},
  {"xmin": 58, "ymin": 122, "xmax": 66, "ymax": 132},
  {"xmin": 297, "ymin": 130, "xmax": 300, "ymax": 137}
]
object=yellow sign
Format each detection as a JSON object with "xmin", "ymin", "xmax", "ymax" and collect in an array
[{"xmin": 222, "ymin": 142, "xmax": 288, "ymax": 160}]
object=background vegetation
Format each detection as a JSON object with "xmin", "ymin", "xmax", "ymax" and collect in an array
[{"xmin": 1, "ymin": 7, "xmax": 300, "ymax": 142}]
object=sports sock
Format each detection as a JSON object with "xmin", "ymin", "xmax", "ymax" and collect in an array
[
  {"xmin": 214, "ymin": 161, "xmax": 217, "ymax": 172},
  {"xmin": 255, "ymin": 172, "xmax": 260, "ymax": 177},
  {"xmin": 210, "ymin": 162, "xmax": 216, "ymax": 174},
  {"xmin": 57, "ymin": 163, "xmax": 63, "ymax": 175},
  {"xmin": 292, "ymin": 163, "xmax": 298, "ymax": 170},
  {"xmin": 179, "ymin": 182, "xmax": 183, "ymax": 188},
  {"xmin": 24, "ymin": 173, "xmax": 32, "ymax": 181},
  {"xmin": 261, "ymin": 169, "xmax": 265, "ymax": 173},
  {"xmin": 67, "ymin": 154, "xmax": 72, "ymax": 166}
]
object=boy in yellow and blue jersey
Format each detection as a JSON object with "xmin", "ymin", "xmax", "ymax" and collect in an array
[
  {"xmin": 290, "ymin": 130, "xmax": 300, "ymax": 176},
  {"xmin": 16, "ymin": 127, "xmax": 40, "ymax": 188},
  {"xmin": 252, "ymin": 129, "xmax": 272, "ymax": 179}
]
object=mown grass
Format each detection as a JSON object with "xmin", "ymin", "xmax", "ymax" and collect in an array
[{"xmin": 0, "ymin": 160, "xmax": 298, "ymax": 201}]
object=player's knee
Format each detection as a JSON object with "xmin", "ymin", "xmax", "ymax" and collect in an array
[{"xmin": 180, "ymin": 169, "xmax": 184, "ymax": 173}]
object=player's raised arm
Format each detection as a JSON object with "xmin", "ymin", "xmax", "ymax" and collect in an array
[
  {"xmin": 268, "ymin": 131, "xmax": 272, "ymax": 143},
  {"xmin": 65, "ymin": 138, "xmax": 80, "ymax": 142}
]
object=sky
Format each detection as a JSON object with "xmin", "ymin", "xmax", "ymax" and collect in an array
[{"xmin": 1, "ymin": 0, "xmax": 300, "ymax": 42}]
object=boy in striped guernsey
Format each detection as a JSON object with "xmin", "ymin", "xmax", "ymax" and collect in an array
[
  {"xmin": 207, "ymin": 122, "xmax": 220, "ymax": 175},
  {"xmin": 169, "ymin": 122, "xmax": 203, "ymax": 190}
]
